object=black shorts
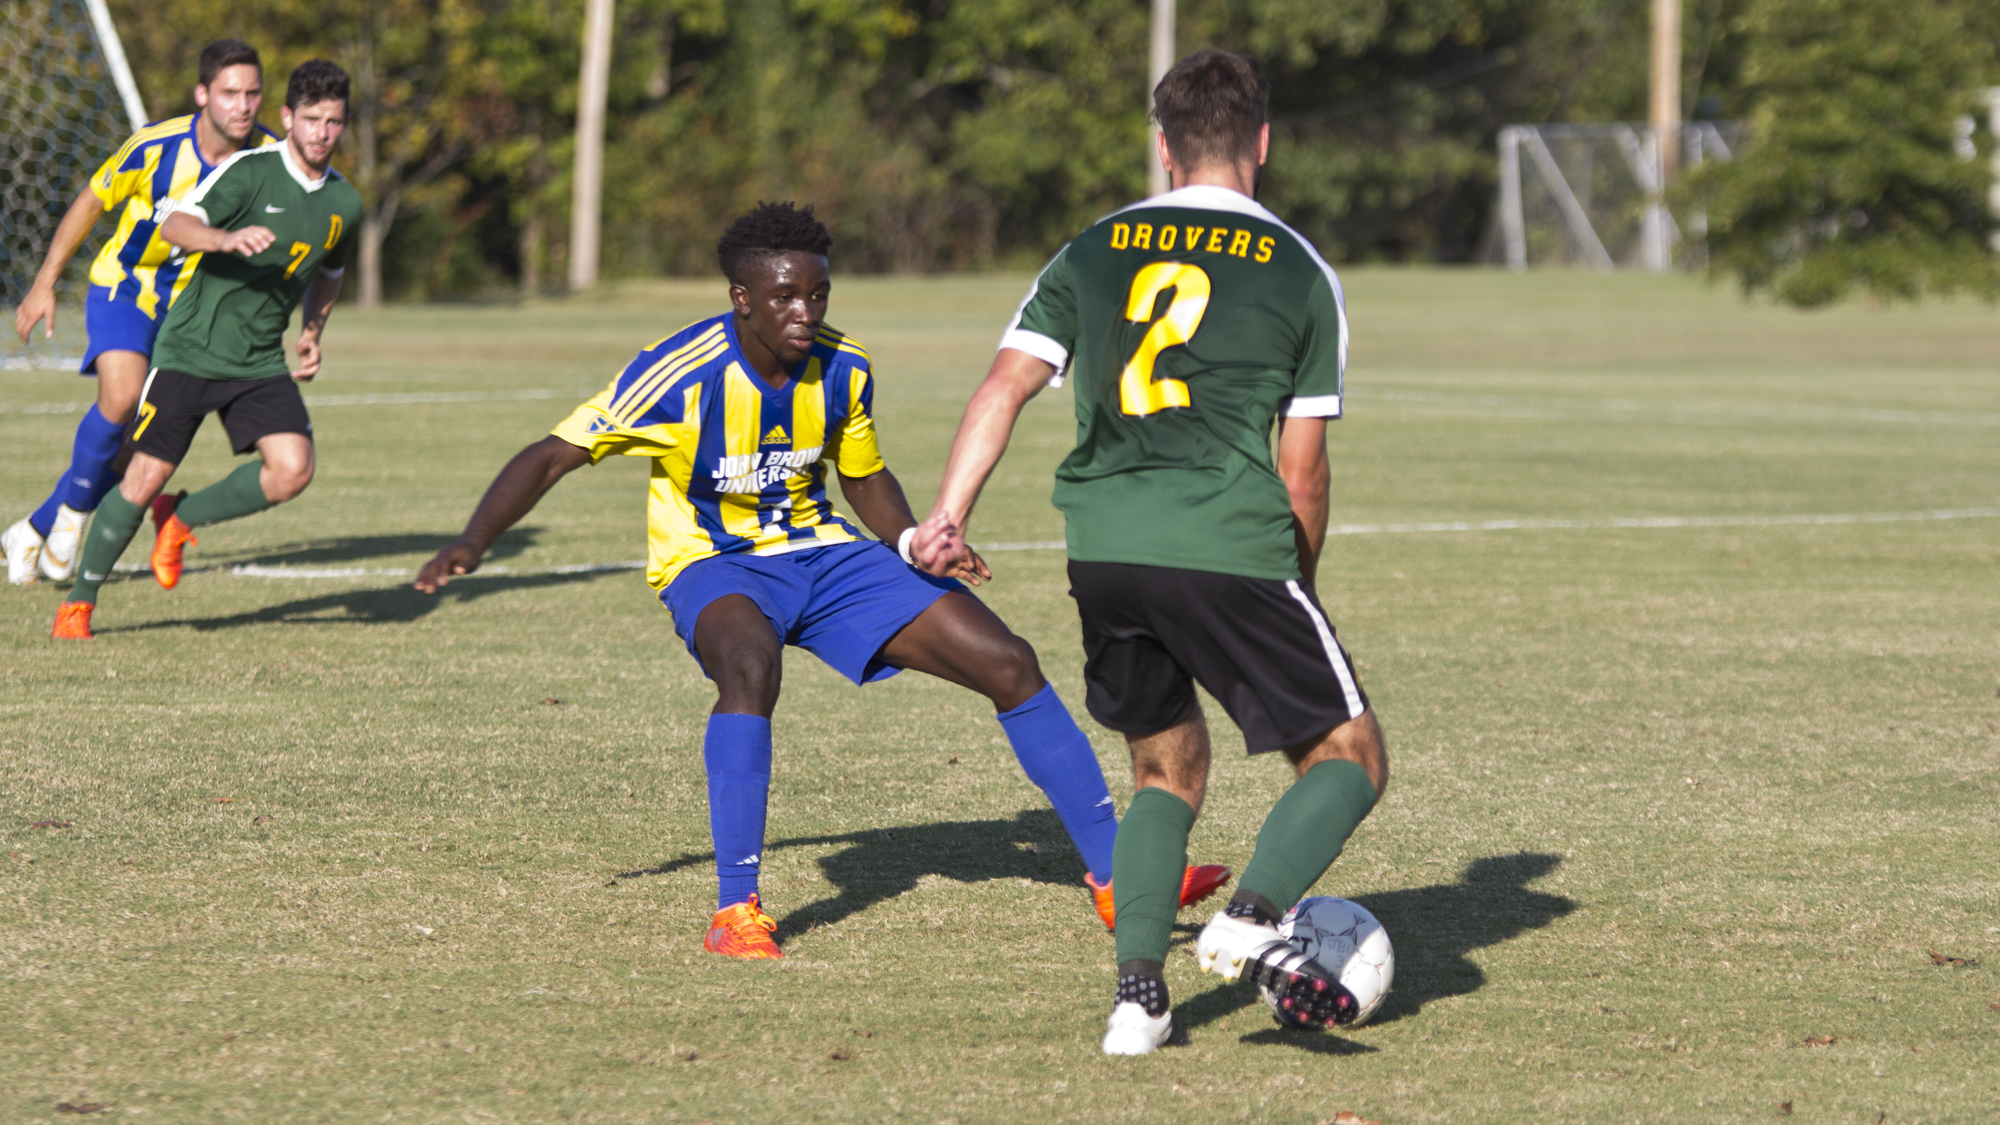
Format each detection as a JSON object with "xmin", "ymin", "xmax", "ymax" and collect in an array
[
  {"xmin": 129, "ymin": 369, "xmax": 313, "ymax": 463},
  {"xmin": 1068, "ymin": 560, "xmax": 1370, "ymax": 754}
]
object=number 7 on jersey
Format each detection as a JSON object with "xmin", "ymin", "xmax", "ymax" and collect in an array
[{"xmin": 1119, "ymin": 262, "xmax": 1210, "ymax": 416}]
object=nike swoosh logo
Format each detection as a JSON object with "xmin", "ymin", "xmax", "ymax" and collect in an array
[{"xmin": 265, "ymin": 205, "xmax": 285, "ymax": 213}]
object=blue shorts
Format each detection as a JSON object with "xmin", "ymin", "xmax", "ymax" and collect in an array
[
  {"xmin": 81, "ymin": 287, "xmax": 162, "ymax": 375},
  {"xmin": 662, "ymin": 539, "xmax": 966, "ymax": 685}
]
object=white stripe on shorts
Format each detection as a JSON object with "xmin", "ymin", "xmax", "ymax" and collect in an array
[{"xmin": 1284, "ymin": 580, "xmax": 1365, "ymax": 719}]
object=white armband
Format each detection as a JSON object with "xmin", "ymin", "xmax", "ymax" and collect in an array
[{"xmin": 896, "ymin": 527, "xmax": 917, "ymax": 565}]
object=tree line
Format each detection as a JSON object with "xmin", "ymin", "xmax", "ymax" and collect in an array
[{"xmin": 105, "ymin": 0, "xmax": 1997, "ymax": 307}]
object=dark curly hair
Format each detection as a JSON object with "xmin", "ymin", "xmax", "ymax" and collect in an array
[
  {"xmin": 717, "ymin": 201, "xmax": 833, "ymax": 284},
  {"xmin": 285, "ymin": 59, "xmax": 349, "ymax": 111}
]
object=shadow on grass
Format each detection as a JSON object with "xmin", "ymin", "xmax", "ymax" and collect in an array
[
  {"xmin": 217, "ymin": 526, "xmax": 543, "ymax": 568},
  {"xmin": 617, "ymin": 808, "xmax": 1086, "ymax": 942},
  {"xmin": 97, "ymin": 564, "xmax": 621, "ymax": 633},
  {"xmin": 1174, "ymin": 852, "xmax": 1575, "ymax": 1039}
]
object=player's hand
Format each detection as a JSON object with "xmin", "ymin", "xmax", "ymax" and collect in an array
[
  {"xmin": 944, "ymin": 547, "xmax": 992, "ymax": 587},
  {"xmin": 220, "ymin": 225, "xmax": 276, "ymax": 257},
  {"xmin": 13, "ymin": 283, "xmax": 56, "ymax": 343},
  {"xmin": 912, "ymin": 513, "xmax": 982, "ymax": 583},
  {"xmin": 415, "ymin": 541, "xmax": 483, "ymax": 593},
  {"xmin": 292, "ymin": 333, "xmax": 321, "ymax": 381}
]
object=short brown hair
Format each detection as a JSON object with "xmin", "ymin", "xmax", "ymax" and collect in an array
[
  {"xmin": 198, "ymin": 39, "xmax": 261, "ymax": 88},
  {"xmin": 285, "ymin": 59, "xmax": 350, "ymax": 111},
  {"xmin": 1151, "ymin": 49, "xmax": 1268, "ymax": 171}
]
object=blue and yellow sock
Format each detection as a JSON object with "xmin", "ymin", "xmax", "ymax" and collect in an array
[
  {"xmin": 704, "ymin": 713, "xmax": 773, "ymax": 910},
  {"xmin": 997, "ymin": 683, "xmax": 1117, "ymax": 883}
]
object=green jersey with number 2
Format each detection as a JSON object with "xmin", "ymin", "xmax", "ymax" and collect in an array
[
  {"xmin": 152, "ymin": 144, "xmax": 362, "ymax": 381},
  {"xmin": 1003, "ymin": 184, "xmax": 1350, "ymax": 581}
]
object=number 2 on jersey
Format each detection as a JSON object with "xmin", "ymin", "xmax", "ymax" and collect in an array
[
  {"xmin": 1119, "ymin": 261, "xmax": 1209, "ymax": 416},
  {"xmin": 283, "ymin": 241, "xmax": 311, "ymax": 279}
]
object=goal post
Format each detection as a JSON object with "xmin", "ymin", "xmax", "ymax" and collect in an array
[
  {"xmin": 0, "ymin": 0, "xmax": 146, "ymax": 366},
  {"xmin": 1491, "ymin": 122, "xmax": 1744, "ymax": 272}
]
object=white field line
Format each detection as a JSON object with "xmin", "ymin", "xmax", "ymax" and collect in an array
[
  {"xmin": 101, "ymin": 507, "xmax": 2000, "ymax": 581},
  {"xmin": 1353, "ymin": 387, "xmax": 2000, "ymax": 428},
  {"xmin": 0, "ymin": 388, "xmax": 566, "ymax": 414}
]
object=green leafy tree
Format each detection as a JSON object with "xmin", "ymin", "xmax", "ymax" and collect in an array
[{"xmin": 1679, "ymin": 0, "xmax": 1999, "ymax": 306}]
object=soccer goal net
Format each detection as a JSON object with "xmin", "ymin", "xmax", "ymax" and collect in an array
[
  {"xmin": 1488, "ymin": 122, "xmax": 1745, "ymax": 272},
  {"xmin": 1, "ymin": 0, "xmax": 146, "ymax": 368}
]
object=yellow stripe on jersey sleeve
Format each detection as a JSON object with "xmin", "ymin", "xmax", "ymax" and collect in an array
[
  {"xmin": 87, "ymin": 117, "xmax": 186, "ymax": 208},
  {"xmin": 832, "ymin": 365, "xmax": 885, "ymax": 478},
  {"xmin": 611, "ymin": 325, "xmax": 727, "ymax": 425},
  {"xmin": 550, "ymin": 385, "xmax": 684, "ymax": 461}
]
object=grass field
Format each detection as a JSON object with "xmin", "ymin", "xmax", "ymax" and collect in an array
[{"xmin": 2, "ymin": 270, "xmax": 1997, "ymax": 1124}]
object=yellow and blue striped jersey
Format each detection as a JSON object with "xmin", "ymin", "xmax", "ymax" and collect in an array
[
  {"xmin": 85, "ymin": 114, "xmax": 282, "ymax": 320},
  {"xmin": 551, "ymin": 313, "xmax": 887, "ymax": 591}
]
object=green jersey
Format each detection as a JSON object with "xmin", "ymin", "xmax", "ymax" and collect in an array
[
  {"xmin": 1006, "ymin": 185, "xmax": 1349, "ymax": 581},
  {"xmin": 152, "ymin": 144, "xmax": 361, "ymax": 380}
]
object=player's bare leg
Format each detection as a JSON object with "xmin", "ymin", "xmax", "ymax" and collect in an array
[
  {"xmin": 884, "ymin": 594, "xmax": 1230, "ymax": 928},
  {"xmin": 690, "ymin": 593, "xmax": 785, "ymax": 959}
]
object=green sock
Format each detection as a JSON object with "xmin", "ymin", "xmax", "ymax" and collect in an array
[
  {"xmin": 1112, "ymin": 787, "xmax": 1196, "ymax": 965},
  {"xmin": 174, "ymin": 460, "xmax": 271, "ymax": 527},
  {"xmin": 68, "ymin": 491, "xmax": 147, "ymax": 605},
  {"xmin": 1237, "ymin": 760, "xmax": 1378, "ymax": 911}
]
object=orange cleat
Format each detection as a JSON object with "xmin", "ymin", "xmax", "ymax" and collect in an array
[
  {"xmin": 1087, "ymin": 863, "xmax": 1233, "ymax": 931},
  {"xmin": 149, "ymin": 491, "xmax": 196, "ymax": 589},
  {"xmin": 703, "ymin": 893, "xmax": 782, "ymax": 959},
  {"xmin": 52, "ymin": 601, "xmax": 94, "ymax": 640}
]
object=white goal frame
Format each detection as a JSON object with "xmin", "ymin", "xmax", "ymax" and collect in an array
[{"xmin": 1494, "ymin": 122, "xmax": 1741, "ymax": 273}]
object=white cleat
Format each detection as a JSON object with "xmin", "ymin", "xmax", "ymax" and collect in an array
[
  {"xmin": 1195, "ymin": 910, "xmax": 1286, "ymax": 981},
  {"xmin": 3, "ymin": 518, "xmax": 44, "ymax": 586},
  {"xmin": 38, "ymin": 504, "xmax": 88, "ymax": 582},
  {"xmin": 1102, "ymin": 1001, "xmax": 1173, "ymax": 1056}
]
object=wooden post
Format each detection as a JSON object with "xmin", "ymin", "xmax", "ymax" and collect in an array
[
  {"xmin": 1650, "ymin": 0, "xmax": 1681, "ymax": 187},
  {"xmin": 569, "ymin": 0, "xmax": 614, "ymax": 290},
  {"xmin": 1148, "ymin": 0, "xmax": 1173, "ymax": 196}
]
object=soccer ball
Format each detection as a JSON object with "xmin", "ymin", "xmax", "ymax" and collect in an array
[{"xmin": 1259, "ymin": 896, "xmax": 1394, "ymax": 1029}]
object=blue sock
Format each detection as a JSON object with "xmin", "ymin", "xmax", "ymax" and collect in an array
[
  {"xmin": 997, "ymin": 683, "xmax": 1118, "ymax": 883},
  {"xmin": 31, "ymin": 405, "xmax": 129, "ymax": 534},
  {"xmin": 704, "ymin": 713, "xmax": 773, "ymax": 910}
]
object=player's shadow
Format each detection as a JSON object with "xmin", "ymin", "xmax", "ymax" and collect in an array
[
  {"xmin": 215, "ymin": 526, "xmax": 543, "ymax": 568},
  {"xmin": 1172, "ymin": 852, "xmax": 1575, "ymax": 1041},
  {"xmin": 97, "ymin": 565, "xmax": 622, "ymax": 633},
  {"xmin": 616, "ymin": 808, "xmax": 1086, "ymax": 942}
]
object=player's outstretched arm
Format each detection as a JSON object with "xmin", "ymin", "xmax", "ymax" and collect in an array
[
  {"xmin": 159, "ymin": 210, "xmax": 276, "ymax": 258},
  {"xmin": 1276, "ymin": 415, "xmax": 1331, "ymax": 594},
  {"xmin": 414, "ymin": 436, "xmax": 592, "ymax": 592},
  {"xmin": 13, "ymin": 189, "xmax": 108, "ymax": 343},
  {"xmin": 910, "ymin": 347, "xmax": 1056, "ymax": 576}
]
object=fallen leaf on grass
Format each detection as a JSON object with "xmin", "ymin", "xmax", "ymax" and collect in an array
[
  {"xmin": 27, "ymin": 820, "xmax": 71, "ymax": 830},
  {"xmin": 676, "ymin": 1049, "xmax": 698, "ymax": 1061},
  {"xmin": 212, "ymin": 798, "xmax": 235, "ymax": 804},
  {"xmin": 54, "ymin": 1104, "xmax": 110, "ymax": 1115},
  {"xmin": 828, "ymin": 1048, "xmax": 856, "ymax": 1061},
  {"xmin": 1928, "ymin": 950, "xmax": 1978, "ymax": 968},
  {"xmin": 1322, "ymin": 1114, "xmax": 1380, "ymax": 1125},
  {"xmin": 1779, "ymin": 1102, "xmax": 1792, "ymax": 1115},
  {"xmin": 1802, "ymin": 1035, "xmax": 1836, "ymax": 1046},
  {"xmin": 946, "ymin": 756, "xmax": 959, "ymax": 764},
  {"xmin": 541, "ymin": 698, "xmax": 562, "ymax": 705},
  {"xmin": 252, "ymin": 815, "xmax": 274, "ymax": 826}
]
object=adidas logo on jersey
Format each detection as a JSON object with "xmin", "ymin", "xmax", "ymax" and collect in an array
[{"xmin": 760, "ymin": 424, "xmax": 789, "ymax": 445}]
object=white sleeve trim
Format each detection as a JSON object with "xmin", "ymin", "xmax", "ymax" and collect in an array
[
  {"xmin": 171, "ymin": 201, "xmax": 210, "ymax": 226},
  {"xmin": 999, "ymin": 329, "xmax": 1069, "ymax": 370},
  {"xmin": 1285, "ymin": 393, "xmax": 1343, "ymax": 418}
]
